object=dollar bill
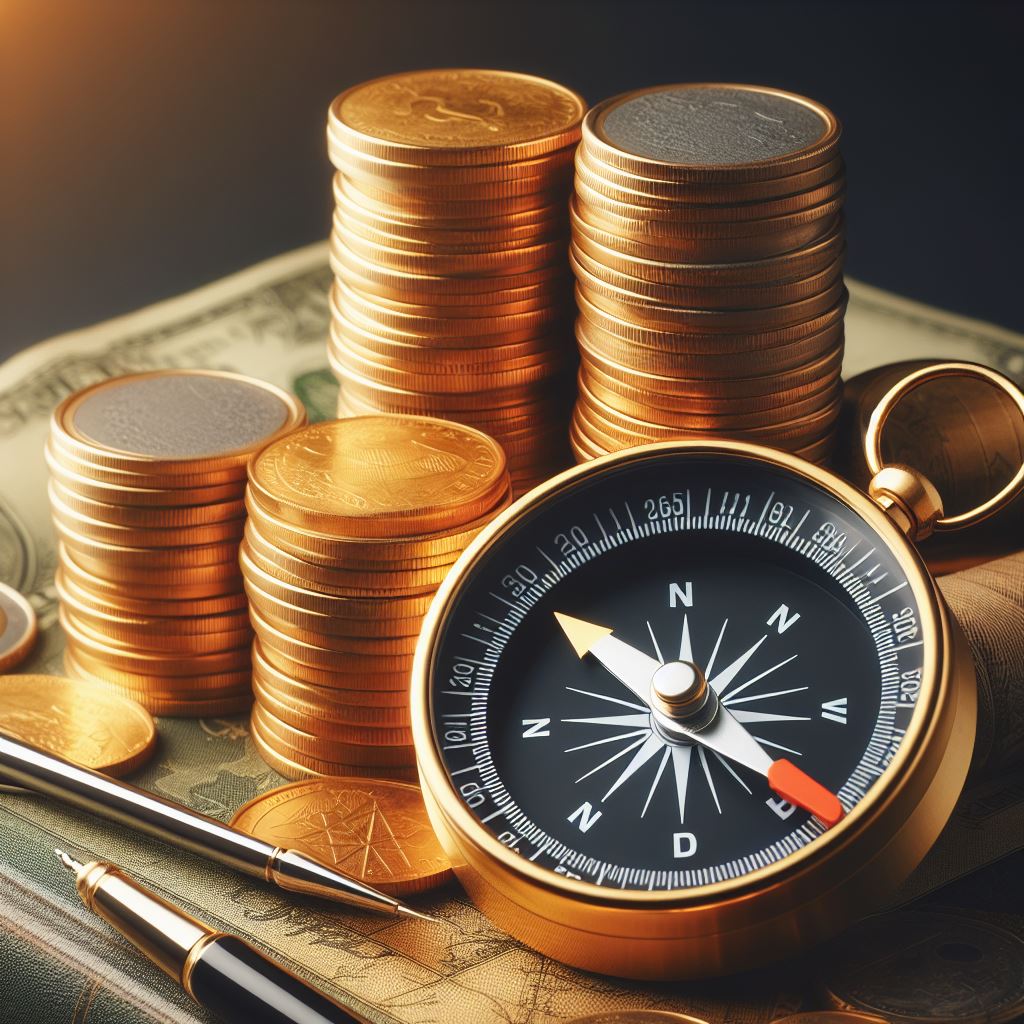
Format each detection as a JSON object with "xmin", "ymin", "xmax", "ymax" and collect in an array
[{"xmin": 1, "ymin": 243, "xmax": 1022, "ymax": 1024}]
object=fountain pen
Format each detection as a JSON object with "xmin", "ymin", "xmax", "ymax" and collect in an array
[
  {"xmin": 0, "ymin": 730, "xmax": 436, "ymax": 922},
  {"xmin": 57, "ymin": 850, "xmax": 363, "ymax": 1024}
]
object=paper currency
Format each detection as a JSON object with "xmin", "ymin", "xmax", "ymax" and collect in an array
[{"xmin": 1, "ymin": 242, "xmax": 1023, "ymax": 1024}]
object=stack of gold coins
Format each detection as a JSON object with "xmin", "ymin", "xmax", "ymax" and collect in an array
[
  {"xmin": 326, "ymin": 68, "xmax": 586, "ymax": 495},
  {"xmin": 570, "ymin": 84, "xmax": 847, "ymax": 465},
  {"xmin": 241, "ymin": 414, "xmax": 510, "ymax": 780},
  {"xmin": 48, "ymin": 370, "xmax": 305, "ymax": 716}
]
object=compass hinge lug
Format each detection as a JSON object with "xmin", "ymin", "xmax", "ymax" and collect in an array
[{"xmin": 868, "ymin": 465, "xmax": 944, "ymax": 541}]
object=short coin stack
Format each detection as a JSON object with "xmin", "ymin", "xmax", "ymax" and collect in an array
[
  {"xmin": 49, "ymin": 370, "xmax": 305, "ymax": 716},
  {"xmin": 570, "ymin": 84, "xmax": 847, "ymax": 465},
  {"xmin": 326, "ymin": 68, "xmax": 586, "ymax": 495},
  {"xmin": 242, "ymin": 414, "xmax": 510, "ymax": 780}
]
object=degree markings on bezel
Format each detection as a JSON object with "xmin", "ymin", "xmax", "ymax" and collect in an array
[{"xmin": 433, "ymin": 471, "xmax": 925, "ymax": 891}]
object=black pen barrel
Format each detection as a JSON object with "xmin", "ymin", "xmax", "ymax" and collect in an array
[{"xmin": 185, "ymin": 935, "xmax": 362, "ymax": 1024}]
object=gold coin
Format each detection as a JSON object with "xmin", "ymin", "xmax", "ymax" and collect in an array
[
  {"xmin": 240, "ymin": 546, "xmax": 434, "ymax": 621},
  {"xmin": 573, "ymin": 167, "xmax": 845, "ymax": 224},
  {"xmin": 59, "ymin": 545, "xmax": 242, "ymax": 595},
  {"xmin": 339, "ymin": 172, "xmax": 567, "ymax": 220},
  {"xmin": 49, "ymin": 482, "xmax": 246, "ymax": 548},
  {"xmin": 64, "ymin": 647, "xmax": 252, "ymax": 695},
  {"xmin": 253, "ymin": 684, "xmax": 412, "ymax": 745},
  {"xmin": 340, "ymin": 231, "xmax": 567, "ymax": 277},
  {"xmin": 252, "ymin": 705, "xmax": 414, "ymax": 767},
  {"xmin": 329, "ymin": 337, "xmax": 569, "ymax": 394},
  {"xmin": 244, "ymin": 493, "xmax": 498, "ymax": 565},
  {"xmin": 582, "ymin": 84, "xmax": 840, "ymax": 183},
  {"xmin": 231, "ymin": 776, "xmax": 450, "ymax": 896},
  {"xmin": 53, "ymin": 517, "xmax": 241, "ymax": 569},
  {"xmin": 329, "ymin": 136, "xmax": 575, "ymax": 184},
  {"xmin": 773, "ymin": 1015, "xmax": 889, "ymax": 1023},
  {"xmin": 564, "ymin": 1013, "xmax": 711, "ymax": 1023},
  {"xmin": 332, "ymin": 278, "xmax": 568, "ymax": 341},
  {"xmin": 0, "ymin": 584, "xmax": 38, "ymax": 673},
  {"xmin": 53, "ymin": 369, "xmax": 305, "ymax": 476},
  {"xmin": 575, "ymin": 143, "xmax": 845, "ymax": 202},
  {"xmin": 249, "ymin": 415, "xmax": 508, "ymax": 537},
  {"xmin": 576, "ymin": 277, "xmax": 847, "ymax": 334},
  {"xmin": 45, "ymin": 443, "xmax": 245, "ymax": 508},
  {"xmin": 253, "ymin": 640, "xmax": 410, "ymax": 699},
  {"xmin": 55, "ymin": 570, "xmax": 250, "ymax": 636},
  {"xmin": 63, "ymin": 609, "xmax": 250, "ymax": 657},
  {"xmin": 328, "ymin": 69, "xmax": 584, "ymax": 165},
  {"xmin": 336, "ymin": 159, "xmax": 571, "ymax": 202},
  {"xmin": 61, "ymin": 610, "xmax": 251, "ymax": 676},
  {"xmin": 570, "ymin": 243, "xmax": 843, "ymax": 310},
  {"xmin": 577, "ymin": 317, "xmax": 843, "ymax": 378},
  {"xmin": 50, "ymin": 479, "xmax": 246, "ymax": 528},
  {"xmin": 250, "ymin": 609, "xmax": 414, "ymax": 679},
  {"xmin": 335, "ymin": 172, "xmax": 564, "ymax": 227},
  {"xmin": 57, "ymin": 557, "xmax": 248, "ymax": 617},
  {"xmin": 248, "ymin": 717, "xmax": 417, "ymax": 782},
  {"xmin": 571, "ymin": 216, "xmax": 845, "ymax": 286},
  {"xmin": 330, "ymin": 234, "xmax": 568, "ymax": 295},
  {"xmin": 245, "ymin": 519, "xmax": 456, "ymax": 578},
  {"xmin": 242, "ymin": 533, "xmax": 446, "ymax": 598},
  {"xmin": 572, "ymin": 198, "xmax": 842, "ymax": 263},
  {"xmin": 0, "ymin": 674, "xmax": 156, "ymax": 776},
  {"xmin": 252, "ymin": 675, "xmax": 411, "ymax": 728}
]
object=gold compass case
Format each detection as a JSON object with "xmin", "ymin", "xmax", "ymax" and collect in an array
[{"xmin": 411, "ymin": 441, "xmax": 976, "ymax": 980}]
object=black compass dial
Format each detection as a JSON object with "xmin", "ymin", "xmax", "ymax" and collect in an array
[{"xmin": 428, "ymin": 452, "xmax": 928, "ymax": 891}]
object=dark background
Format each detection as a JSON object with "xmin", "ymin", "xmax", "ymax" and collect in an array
[{"xmin": 3, "ymin": 0, "xmax": 1022, "ymax": 361}]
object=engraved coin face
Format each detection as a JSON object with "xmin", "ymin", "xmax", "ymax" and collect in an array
[
  {"xmin": 65, "ymin": 371, "xmax": 295, "ymax": 461},
  {"xmin": 774, "ymin": 1014, "xmax": 889, "ymax": 1023},
  {"xmin": 0, "ymin": 674, "xmax": 156, "ymax": 776},
  {"xmin": 230, "ymin": 778, "xmax": 453, "ymax": 895},
  {"xmin": 332, "ymin": 69, "xmax": 585, "ymax": 158},
  {"xmin": 593, "ymin": 85, "xmax": 832, "ymax": 166},
  {"xmin": 822, "ymin": 910, "xmax": 1024, "ymax": 1023},
  {"xmin": 0, "ymin": 584, "xmax": 38, "ymax": 673},
  {"xmin": 249, "ymin": 415, "xmax": 508, "ymax": 534}
]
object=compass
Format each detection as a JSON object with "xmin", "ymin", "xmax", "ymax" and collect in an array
[{"xmin": 411, "ymin": 441, "xmax": 977, "ymax": 979}]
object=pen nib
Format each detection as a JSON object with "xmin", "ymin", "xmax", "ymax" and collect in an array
[
  {"xmin": 55, "ymin": 848, "xmax": 84, "ymax": 874},
  {"xmin": 396, "ymin": 904, "xmax": 442, "ymax": 925}
]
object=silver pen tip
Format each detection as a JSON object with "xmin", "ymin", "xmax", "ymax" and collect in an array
[
  {"xmin": 396, "ymin": 904, "xmax": 443, "ymax": 925},
  {"xmin": 55, "ymin": 848, "xmax": 84, "ymax": 874}
]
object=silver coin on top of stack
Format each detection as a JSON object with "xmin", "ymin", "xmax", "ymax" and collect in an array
[
  {"xmin": 570, "ymin": 84, "xmax": 847, "ymax": 466},
  {"xmin": 48, "ymin": 370, "xmax": 306, "ymax": 716},
  {"xmin": 326, "ymin": 68, "xmax": 586, "ymax": 495}
]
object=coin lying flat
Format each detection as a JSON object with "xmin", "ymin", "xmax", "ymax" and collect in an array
[
  {"xmin": 565, "ymin": 1013, "xmax": 710, "ymax": 1024},
  {"xmin": 774, "ymin": 1015, "xmax": 889, "ymax": 1023},
  {"xmin": 0, "ymin": 674, "xmax": 156, "ymax": 776},
  {"xmin": 0, "ymin": 584, "xmax": 38, "ymax": 673},
  {"xmin": 821, "ymin": 910, "xmax": 1024, "ymax": 1024},
  {"xmin": 231, "ymin": 778, "xmax": 452, "ymax": 895}
]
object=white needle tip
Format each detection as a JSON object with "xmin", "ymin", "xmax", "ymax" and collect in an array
[{"xmin": 554, "ymin": 612, "xmax": 613, "ymax": 658}]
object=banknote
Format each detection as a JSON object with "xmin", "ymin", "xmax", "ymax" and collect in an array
[{"xmin": 1, "ymin": 242, "xmax": 1023, "ymax": 1024}]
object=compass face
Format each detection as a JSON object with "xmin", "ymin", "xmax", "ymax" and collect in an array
[{"xmin": 424, "ymin": 449, "xmax": 933, "ymax": 892}]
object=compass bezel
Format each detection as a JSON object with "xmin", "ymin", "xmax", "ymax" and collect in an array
[{"xmin": 411, "ymin": 440, "xmax": 976, "ymax": 978}]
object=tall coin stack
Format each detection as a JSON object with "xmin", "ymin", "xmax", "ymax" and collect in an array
[
  {"xmin": 569, "ymin": 84, "xmax": 847, "ymax": 465},
  {"xmin": 241, "ymin": 415, "xmax": 511, "ymax": 780},
  {"xmin": 326, "ymin": 69, "xmax": 586, "ymax": 495},
  {"xmin": 49, "ymin": 370, "xmax": 306, "ymax": 715}
]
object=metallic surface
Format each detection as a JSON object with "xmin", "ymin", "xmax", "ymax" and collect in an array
[
  {"xmin": 0, "ymin": 583, "xmax": 38, "ymax": 673},
  {"xmin": 412, "ymin": 441, "xmax": 976, "ymax": 979},
  {"xmin": 0, "ymin": 730, "xmax": 418, "ymax": 917}
]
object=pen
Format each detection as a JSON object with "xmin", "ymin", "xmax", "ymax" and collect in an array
[
  {"xmin": 0, "ymin": 731, "xmax": 437, "ymax": 922},
  {"xmin": 56, "ymin": 849, "xmax": 363, "ymax": 1024}
]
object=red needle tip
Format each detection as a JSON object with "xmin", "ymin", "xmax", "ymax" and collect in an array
[{"xmin": 767, "ymin": 759, "xmax": 845, "ymax": 828}]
